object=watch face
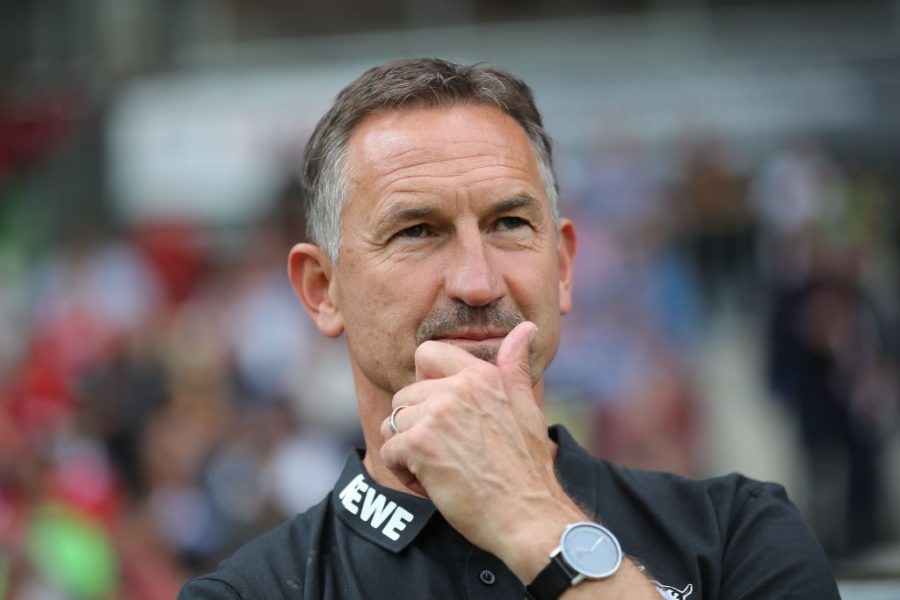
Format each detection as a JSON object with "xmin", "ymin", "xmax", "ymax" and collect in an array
[{"xmin": 560, "ymin": 522, "xmax": 623, "ymax": 579}]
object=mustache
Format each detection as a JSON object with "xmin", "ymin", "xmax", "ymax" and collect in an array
[{"xmin": 416, "ymin": 303, "xmax": 525, "ymax": 346}]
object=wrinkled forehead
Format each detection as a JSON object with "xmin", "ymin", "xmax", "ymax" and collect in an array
[{"xmin": 343, "ymin": 104, "xmax": 545, "ymax": 198}]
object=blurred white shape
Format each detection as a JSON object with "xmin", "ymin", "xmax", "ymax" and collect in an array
[
  {"xmin": 227, "ymin": 271, "xmax": 312, "ymax": 401},
  {"xmin": 753, "ymin": 142, "xmax": 847, "ymax": 235},
  {"xmin": 264, "ymin": 428, "xmax": 345, "ymax": 516},
  {"xmin": 29, "ymin": 240, "xmax": 162, "ymax": 334},
  {"xmin": 107, "ymin": 68, "xmax": 355, "ymax": 226}
]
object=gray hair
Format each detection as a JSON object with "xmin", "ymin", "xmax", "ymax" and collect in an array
[{"xmin": 301, "ymin": 58, "xmax": 560, "ymax": 262}]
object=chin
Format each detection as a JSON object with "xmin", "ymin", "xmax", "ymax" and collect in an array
[
  {"xmin": 467, "ymin": 346, "xmax": 498, "ymax": 363},
  {"xmin": 445, "ymin": 339, "xmax": 501, "ymax": 363}
]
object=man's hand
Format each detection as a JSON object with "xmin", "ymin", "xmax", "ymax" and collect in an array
[
  {"xmin": 379, "ymin": 321, "xmax": 584, "ymax": 579},
  {"xmin": 378, "ymin": 321, "xmax": 662, "ymax": 598}
]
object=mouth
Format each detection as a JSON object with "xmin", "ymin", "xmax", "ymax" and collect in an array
[{"xmin": 433, "ymin": 329, "xmax": 509, "ymax": 343}]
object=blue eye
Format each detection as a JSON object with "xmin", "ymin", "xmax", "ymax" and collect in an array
[
  {"xmin": 494, "ymin": 216, "xmax": 528, "ymax": 231},
  {"xmin": 398, "ymin": 224, "xmax": 429, "ymax": 238}
]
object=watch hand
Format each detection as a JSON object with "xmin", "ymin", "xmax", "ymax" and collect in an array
[{"xmin": 573, "ymin": 536, "xmax": 604, "ymax": 555}]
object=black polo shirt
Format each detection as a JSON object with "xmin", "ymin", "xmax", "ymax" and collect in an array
[{"xmin": 179, "ymin": 426, "xmax": 839, "ymax": 599}]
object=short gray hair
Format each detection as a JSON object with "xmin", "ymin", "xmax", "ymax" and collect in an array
[{"xmin": 301, "ymin": 58, "xmax": 560, "ymax": 262}]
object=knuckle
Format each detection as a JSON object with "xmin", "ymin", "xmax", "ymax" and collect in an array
[
  {"xmin": 441, "ymin": 376, "xmax": 464, "ymax": 395},
  {"xmin": 428, "ymin": 394, "xmax": 458, "ymax": 421},
  {"xmin": 405, "ymin": 426, "xmax": 432, "ymax": 456}
]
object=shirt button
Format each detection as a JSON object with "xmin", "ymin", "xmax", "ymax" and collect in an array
[{"xmin": 479, "ymin": 569, "xmax": 496, "ymax": 585}]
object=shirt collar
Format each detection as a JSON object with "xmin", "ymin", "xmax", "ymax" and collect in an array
[
  {"xmin": 549, "ymin": 424, "xmax": 600, "ymax": 510},
  {"xmin": 331, "ymin": 449, "xmax": 436, "ymax": 553},
  {"xmin": 332, "ymin": 425, "xmax": 591, "ymax": 553}
]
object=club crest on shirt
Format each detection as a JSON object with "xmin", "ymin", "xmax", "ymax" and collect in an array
[{"xmin": 653, "ymin": 581, "xmax": 693, "ymax": 599}]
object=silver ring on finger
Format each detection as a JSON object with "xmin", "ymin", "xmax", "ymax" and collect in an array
[{"xmin": 389, "ymin": 405, "xmax": 408, "ymax": 435}]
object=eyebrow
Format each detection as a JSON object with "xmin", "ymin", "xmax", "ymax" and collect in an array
[
  {"xmin": 490, "ymin": 193, "xmax": 540, "ymax": 215},
  {"xmin": 382, "ymin": 205, "xmax": 439, "ymax": 228},
  {"xmin": 381, "ymin": 192, "xmax": 541, "ymax": 228}
]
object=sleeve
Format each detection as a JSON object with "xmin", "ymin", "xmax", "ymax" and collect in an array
[{"xmin": 720, "ymin": 482, "xmax": 840, "ymax": 599}]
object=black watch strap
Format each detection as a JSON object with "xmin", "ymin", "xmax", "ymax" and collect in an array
[{"xmin": 524, "ymin": 553, "xmax": 576, "ymax": 600}]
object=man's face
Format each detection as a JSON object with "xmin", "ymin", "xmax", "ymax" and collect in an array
[{"xmin": 330, "ymin": 104, "xmax": 575, "ymax": 396}]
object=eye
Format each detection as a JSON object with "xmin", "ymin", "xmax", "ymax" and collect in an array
[
  {"xmin": 493, "ymin": 216, "xmax": 529, "ymax": 231},
  {"xmin": 396, "ymin": 224, "xmax": 431, "ymax": 238}
]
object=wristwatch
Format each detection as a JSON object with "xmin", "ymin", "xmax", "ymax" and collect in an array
[{"xmin": 524, "ymin": 522, "xmax": 623, "ymax": 600}]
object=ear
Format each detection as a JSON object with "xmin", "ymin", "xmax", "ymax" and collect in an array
[
  {"xmin": 287, "ymin": 243, "xmax": 344, "ymax": 337},
  {"xmin": 556, "ymin": 218, "xmax": 577, "ymax": 316}
]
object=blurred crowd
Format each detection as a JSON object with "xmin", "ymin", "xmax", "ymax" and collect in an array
[
  {"xmin": 1, "ymin": 121, "xmax": 899, "ymax": 597},
  {"xmin": 552, "ymin": 130, "xmax": 899, "ymax": 561}
]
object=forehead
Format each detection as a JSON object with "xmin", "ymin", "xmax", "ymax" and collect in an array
[{"xmin": 343, "ymin": 104, "xmax": 543, "ymax": 199}]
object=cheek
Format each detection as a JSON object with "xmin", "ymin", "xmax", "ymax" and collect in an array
[
  {"xmin": 342, "ymin": 264, "xmax": 433, "ymax": 338},
  {"xmin": 505, "ymin": 254, "xmax": 560, "ymax": 312}
]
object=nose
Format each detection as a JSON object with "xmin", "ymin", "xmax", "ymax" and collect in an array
[{"xmin": 444, "ymin": 227, "xmax": 504, "ymax": 308}]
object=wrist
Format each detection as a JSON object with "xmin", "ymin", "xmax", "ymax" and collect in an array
[
  {"xmin": 525, "ymin": 522, "xmax": 624, "ymax": 600},
  {"xmin": 497, "ymin": 502, "xmax": 588, "ymax": 583}
]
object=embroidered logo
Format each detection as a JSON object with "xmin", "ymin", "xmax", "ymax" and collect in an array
[
  {"xmin": 653, "ymin": 582, "xmax": 693, "ymax": 599},
  {"xmin": 337, "ymin": 473, "xmax": 415, "ymax": 541}
]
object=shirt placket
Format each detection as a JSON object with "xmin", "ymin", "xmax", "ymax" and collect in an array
[{"xmin": 463, "ymin": 546, "xmax": 522, "ymax": 599}]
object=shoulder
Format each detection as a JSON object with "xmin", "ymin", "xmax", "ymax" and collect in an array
[
  {"xmin": 554, "ymin": 424, "xmax": 772, "ymax": 521},
  {"xmin": 599, "ymin": 464, "xmax": 838, "ymax": 597},
  {"xmin": 179, "ymin": 496, "xmax": 332, "ymax": 599},
  {"xmin": 595, "ymin": 454, "xmax": 809, "ymax": 545},
  {"xmin": 552, "ymin": 427, "xmax": 838, "ymax": 597},
  {"xmin": 607, "ymin": 461, "xmax": 784, "ymax": 518}
]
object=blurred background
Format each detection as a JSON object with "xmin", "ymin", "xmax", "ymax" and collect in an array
[{"xmin": 1, "ymin": 0, "xmax": 899, "ymax": 597}]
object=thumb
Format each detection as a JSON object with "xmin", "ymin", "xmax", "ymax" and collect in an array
[{"xmin": 496, "ymin": 321, "xmax": 537, "ymax": 390}]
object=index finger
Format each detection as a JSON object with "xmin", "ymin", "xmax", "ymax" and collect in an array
[{"xmin": 414, "ymin": 339, "xmax": 484, "ymax": 381}]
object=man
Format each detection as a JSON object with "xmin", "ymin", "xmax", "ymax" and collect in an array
[{"xmin": 180, "ymin": 58, "xmax": 839, "ymax": 599}]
